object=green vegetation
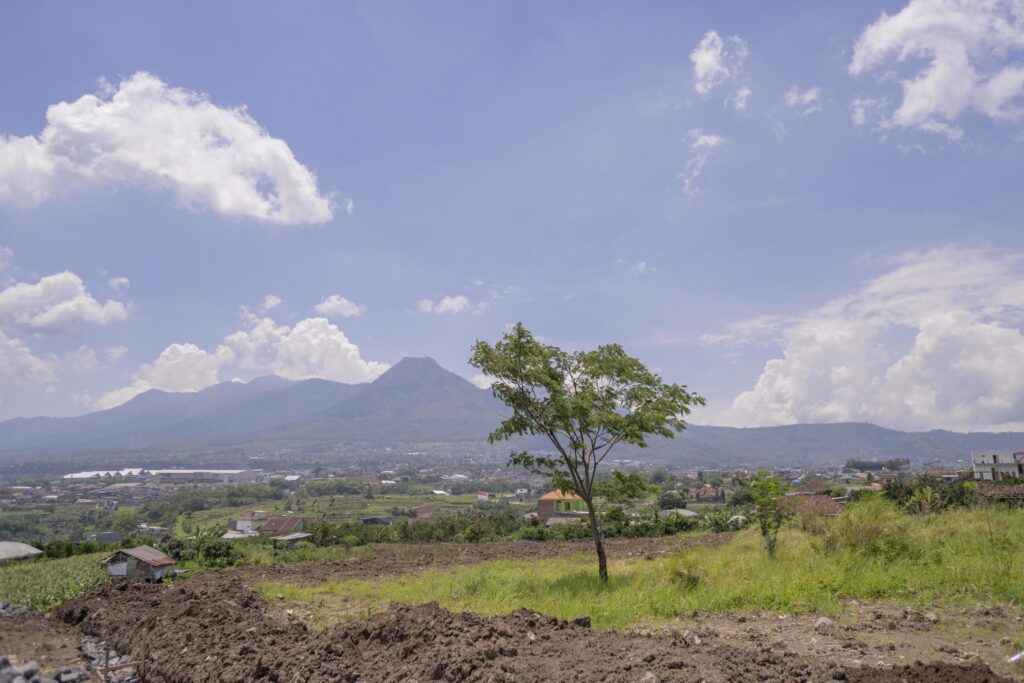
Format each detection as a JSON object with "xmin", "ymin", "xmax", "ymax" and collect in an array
[
  {"xmin": 166, "ymin": 491, "xmax": 482, "ymax": 535},
  {"xmin": 258, "ymin": 503, "xmax": 1024, "ymax": 631},
  {"xmin": 471, "ymin": 322, "xmax": 704, "ymax": 581},
  {"xmin": 0, "ymin": 503, "xmax": 122, "ymax": 546},
  {"xmin": 749, "ymin": 472, "xmax": 791, "ymax": 557},
  {"xmin": 845, "ymin": 458, "xmax": 910, "ymax": 472},
  {"xmin": 0, "ymin": 552, "xmax": 108, "ymax": 611}
]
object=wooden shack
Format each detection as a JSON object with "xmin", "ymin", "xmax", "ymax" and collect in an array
[{"xmin": 104, "ymin": 544, "xmax": 175, "ymax": 582}]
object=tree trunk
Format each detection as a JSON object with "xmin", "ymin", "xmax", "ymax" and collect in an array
[{"xmin": 585, "ymin": 499, "xmax": 608, "ymax": 582}]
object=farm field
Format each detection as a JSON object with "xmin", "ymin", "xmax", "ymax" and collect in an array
[
  {"xmin": 0, "ymin": 552, "xmax": 107, "ymax": 611},
  {"xmin": 171, "ymin": 491, "xmax": 491, "ymax": 533},
  {"xmin": 42, "ymin": 530, "xmax": 1021, "ymax": 682},
  {"xmin": 252, "ymin": 505, "xmax": 1024, "ymax": 630}
]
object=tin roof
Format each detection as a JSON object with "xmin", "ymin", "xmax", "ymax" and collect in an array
[
  {"xmin": 105, "ymin": 544, "xmax": 175, "ymax": 567},
  {"xmin": 0, "ymin": 541, "xmax": 43, "ymax": 563},
  {"xmin": 271, "ymin": 532, "xmax": 312, "ymax": 542},
  {"xmin": 259, "ymin": 516, "xmax": 304, "ymax": 533},
  {"xmin": 977, "ymin": 482, "xmax": 1024, "ymax": 499}
]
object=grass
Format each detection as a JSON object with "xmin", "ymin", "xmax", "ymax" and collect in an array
[
  {"xmin": 256, "ymin": 504, "xmax": 1024, "ymax": 631},
  {"xmin": 0, "ymin": 552, "xmax": 108, "ymax": 611}
]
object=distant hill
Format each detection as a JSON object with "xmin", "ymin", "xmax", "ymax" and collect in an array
[
  {"xmin": 0, "ymin": 356, "xmax": 1020, "ymax": 469},
  {"xmin": 0, "ymin": 375, "xmax": 365, "ymax": 455}
]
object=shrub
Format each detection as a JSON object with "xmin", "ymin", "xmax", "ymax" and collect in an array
[{"xmin": 820, "ymin": 498, "xmax": 921, "ymax": 562}]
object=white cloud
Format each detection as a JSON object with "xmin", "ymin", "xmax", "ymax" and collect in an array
[
  {"xmin": 728, "ymin": 85, "xmax": 752, "ymax": 112},
  {"xmin": 97, "ymin": 343, "xmax": 234, "ymax": 409},
  {"xmin": 0, "ymin": 72, "xmax": 334, "ymax": 224},
  {"xmin": 0, "ymin": 271, "xmax": 128, "ymax": 335},
  {"xmin": 314, "ymin": 294, "xmax": 364, "ymax": 318},
  {"xmin": 344, "ymin": 198, "xmax": 354, "ymax": 215},
  {"xmin": 0, "ymin": 246, "xmax": 12, "ymax": 271},
  {"xmin": 851, "ymin": 96, "xmax": 883, "ymax": 126},
  {"xmin": 418, "ymin": 295, "xmax": 488, "ymax": 315},
  {"xmin": 0, "ymin": 330, "xmax": 55, "ymax": 387},
  {"xmin": 690, "ymin": 30, "xmax": 749, "ymax": 95},
  {"xmin": 708, "ymin": 246, "xmax": 1024, "ymax": 431},
  {"xmin": 681, "ymin": 129, "xmax": 727, "ymax": 198},
  {"xmin": 104, "ymin": 345, "xmax": 128, "ymax": 363},
  {"xmin": 261, "ymin": 294, "xmax": 282, "ymax": 312},
  {"xmin": 469, "ymin": 373, "xmax": 492, "ymax": 389},
  {"xmin": 107, "ymin": 276, "xmax": 130, "ymax": 290},
  {"xmin": 63, "ymin": 346, "xmax": 101, "ymax": 373},
  {"xmin": 784, "ymin": 86, "xmax": 823, "ymax": 115},
  {"xmin": 225, "ymin": 315, "xmax": 387, "ymax": 383},
  {"xmin": 633, "ymin": 260, "xmax": 656, "ymax": 274},
  {"xmin": 849, "ymin": 0, "xmax": 1024, "ymax": 138},
  {"xmin": 97, "ymin": 313, "xmax": 387, "ymax": 408}
]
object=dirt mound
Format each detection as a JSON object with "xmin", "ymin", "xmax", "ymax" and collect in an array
[
  {"xmin": 848, "ymin": 662, "xmax": 1010, "ymax": 682},
  {"xmin": 54, "ymin": 575, "xmax": 1015, "ymax": 683}
]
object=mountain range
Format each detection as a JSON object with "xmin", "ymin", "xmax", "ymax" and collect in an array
[{"xmin": 0, "ymin": 356, "xmax": 1020, "ymax": 470}]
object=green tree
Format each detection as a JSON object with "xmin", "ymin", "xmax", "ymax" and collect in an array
[
  {"xmin": 111, "ymin": 508, "xmax": 141, "ymax": 539},
  {"xmin": 470, "ymin": 323, "xmax": 704, "ymax": 581},
  {"xmin": 750, "ymin": 472, "xmax": 791, "ymax": 557}
]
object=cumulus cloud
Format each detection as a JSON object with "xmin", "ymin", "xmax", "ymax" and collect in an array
[
  {"xmin": 690, "ymin": 30, "xmax": 749, "ymax": 95},
  {"xmin": 260, "ymin": 294, "xmax": 282, "ymax": 312},
  {"xmin": 418, "ymin": 295, "xmax": 488, "ymax": 315},
  {"xmin": 0, "ymin": 246, "xmax": 12, "ymax": 271},
  {"xmin": 107, "ymin": 276, "xmax": 130, "ymax": 290},
  {"xmin": 97, "ymin": 343, "xmax": 234, "ymax": 409},
  {"xmin": 0, "ymin": 72, "xmax": 334, "ymax": 224},
  {"xmin": 0, "ymin": 330, "xmax": 56, "ymax": 386},
  {"xmin": 849, "ymin": 0, "xmax": 1024, "ymax": 138},
  {"xmin": 314, "ymin": 294, "xmax": 364, "ymax": 318},
  {"xmin": 706, "ymin": 246, "xmax": 1024, "ymax": 431},
  {"xmin": 784, "ymin": 86, "xmax": 823, "ymax": 115},
  {"xmin": 0, "ymin": 271, "xmax": 128, "ymax": 335},
  {"xmin": 681, "ymin": 129, "xmax": 727, "ymax": 198},
  {"xmin": 97, "ymin": 313, "xmax": 387, "ymax": 409}
]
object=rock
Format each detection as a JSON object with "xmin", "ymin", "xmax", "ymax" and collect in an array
[
  {"xmin": 814, "ymin": 617, "xmax": 835, "ymax": 634},
  {"xmin": 14, "ymin": 662, "xmax": 38, "ymax": 679},
  {"xmin": 830, "ymin": 668, "xmax": 848, "ymax": 680},
  {"xmin": 639, "ymin": 672, "xmax": 658, "ymax": 682},
  {"xmin": 923, "ymin": 611, "xmax": 939, "ymax": 624}
]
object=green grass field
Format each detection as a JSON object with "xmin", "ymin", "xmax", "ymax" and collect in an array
[{"xmin": 256, "ymin": 504, "xmax": 1024, "ymax": 631}]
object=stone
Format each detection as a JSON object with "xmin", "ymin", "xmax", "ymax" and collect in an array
[{"xmin": 814, "ymin": 617, "xmax": 835, "ymax": 633}]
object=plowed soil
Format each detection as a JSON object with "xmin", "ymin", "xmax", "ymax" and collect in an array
[{"xmin": 19, "ymin": 537, "xmax": 1017, "ymax": 682}]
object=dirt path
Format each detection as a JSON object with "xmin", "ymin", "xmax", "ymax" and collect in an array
[{"xmin": 18, "ymin": 536, "xmax": 1018, "ymax": 682}]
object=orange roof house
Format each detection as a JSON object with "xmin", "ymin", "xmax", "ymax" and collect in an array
[{"xmin": 537, "ymin": 489, "xmax": 586, "ymax": 523}]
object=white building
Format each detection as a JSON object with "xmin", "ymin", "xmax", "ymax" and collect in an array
[{"xmin": 971, "ymin": 450, "xmax": 1024, "ymax": 481}]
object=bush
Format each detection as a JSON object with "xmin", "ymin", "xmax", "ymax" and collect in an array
[{"xmin": 820, "ymin": 498, "xmax": 921, "ymax": 562}]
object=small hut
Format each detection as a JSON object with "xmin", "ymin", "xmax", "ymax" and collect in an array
[{"xmin": 104, "ymin": 544, "xmax": 175, "ymax": 582}]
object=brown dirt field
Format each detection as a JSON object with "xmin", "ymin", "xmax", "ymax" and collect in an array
[
  {"xmin": 232, "ymin": 535, "xmax": 728, "ymax": 586},
  {"xmin": 15, "ymin": 536, "xmax": 1016, "ymax": 682}
]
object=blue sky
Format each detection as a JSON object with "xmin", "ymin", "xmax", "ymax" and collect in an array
[{"xmin": 1, "ymin": 1, "xmax": 1023, "ymax": 431}]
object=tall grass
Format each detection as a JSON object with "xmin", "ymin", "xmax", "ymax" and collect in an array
[{"xmin": 257, "ymin": 504, "xmax": 1024, "ymax": 631}]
